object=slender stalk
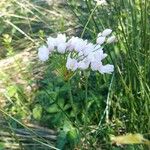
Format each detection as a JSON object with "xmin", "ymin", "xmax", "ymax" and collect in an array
[
  {"xmin": 85, "ymin": 0, "xmax": 99, "ymax": 32},
  {"xmin": 84, "ymin": 72, "xmax": 89, "ymax": 124},
  {"xmin": 68, "ymin": 79, "xmax": 78, "ymax": 122},
  {"xmin": 105, "ymin": 73, "xmax": 114, "ymax": 123},
  {"xmin": 81, "ymin": 4, "xmax": 98, "ymax": 38},
  {"xmin": 83, "ymin": 72, "xmax": 95, "ymax": 148}
]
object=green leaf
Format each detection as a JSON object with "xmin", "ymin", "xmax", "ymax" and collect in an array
[
  {"xmin": 32, "ymin": 104, "xmax": 42, "ymax": 120},
  {"xmin": 6, "ymin": 85, "xmax": 17, "ymax": 97},
  {"xmin": 46, "ymin": 99, "xmax": 69, "ymax": 113},
  {"xmin": 57, "ymin": 98, "xmax": 65, "ymax": 108},
  {"xmin": 63, "ymin": 121, "xmax": 73, "ymax": 133},
  {"xmin": 0, "ymin": 142, "xmax": 4, "ymax": 150},
  {"xmin": 67, "ymin": 127, "xmax": 79, "ymax": 145},
  {"xmin": 46, "ymin": 104, "xmax": 60, "ymax": 113},
  {"xmin": 56, "ymin": 130, "xmax": 67, "ymax": 149},
  {"xmin": 63, "ymin": 104, "xmax": 71, "ymax": 110}
]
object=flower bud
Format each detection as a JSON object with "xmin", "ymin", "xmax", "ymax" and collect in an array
[
  {"xmin": 96, "ymin": 36, "xmax": 105, "ymax": 45},
  {"xmin": 38, "ymin": 45, "xmax": 49, "ymax": 61},
  {"xmin": 99, "ymin": 64, "xmax": 114, "ymax": 74},
  {"xmin": 102, "ymin": 29, "xmax": 112, "ymax": 36},
  {"xmin": 47, "ymin": 37, "xmax": 55, "ymax": 51},
  {"xmin": 57, "ymin": 43, "xmax": 67, "ymax": 54},
  {"xmin": 107, "ymin": 35, "xmax": 116, "ymax": 43}
]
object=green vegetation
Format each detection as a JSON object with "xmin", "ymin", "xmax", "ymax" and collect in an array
[{"xmin": 0, "ymin": 0, "xmax": 149, "ymax": 149}]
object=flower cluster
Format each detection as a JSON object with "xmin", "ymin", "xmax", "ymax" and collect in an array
[
  {"xmin": 38, "ymin": 29, "xmax": 116, "ymax": 74},
  {"xmin": 94, "ymin": 0, "xmax": 107, "ymax": 6}
]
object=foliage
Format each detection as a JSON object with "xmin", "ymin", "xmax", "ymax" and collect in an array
[{"xmin": 0, "ymin": 143, "xmax": 4, "ymax": 150}]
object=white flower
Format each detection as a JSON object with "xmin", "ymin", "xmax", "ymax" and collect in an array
[
  {"xmin": 95, "ymin": 50, "xmax": 108, "ymax": 61},
  {"xmin": 88, "ymin": 50, "xmax": 107, "ymax": 63},
  {"xmin": 93, "ymin": 44, "xmax": 102, "ymax": 51},
  {"xmin": 56, "ymin": 34, "xmax": 66, "ymax": 45},
  {"xmin": 87, "ymin": 52, "xmax": 94, "ymax": 62},
  {"xmin": 78, "ymin": 58, "xmax": 90, "ymax": 70},
  {"xmin": 83, "ymin": 43, "xmax": 95, "ymax": 55},
  {"xmin": 74, "ymin": 39, "xmax": 87, "ymax": 52},
  {"xmin": 57, "ymin": 43, "xmax": 67, "ymax": 54},
  {"xmin": 107, "ymin": 35, "xmax": 116, "ymax": 43},
  {"xmin": 99, "ymin": 64, "xmax": 114, "ymax": 74},
  {"xmin": 102, "ymin": 29, "xmax": 112, "ymax": 37},
  {"xmin": 38, "ymin": 45, "xmax": 49, "ymax": 61},
  {"xmin": 67, "ymin": 37, "xmax": 88, "ymax": 52},
  {"xmin": 78, "ymin": 51, "xmax": 84, "ymax": 59},
  {"xmin": 96, "ymin": 36, "xmax": 106, "ymax": 45},
  {"xmin": 97, "ymin": 32, "xmax": 102, "ymax": 37},
  {"xmin": 66, "ymin": 54, "xmax": 78, "ymax": 71},
  {"xmin": 95, "ymin": 0, "xmax": 107, "ymax": 6},
  {"xmin": 91, "ymin": 61, "xmax": 102, "ymax": 71},
  {"xmin": 67, "ymin": 36, "xmax": 78, "ymax": 51},
  {"xmin": 46, "ymin": 37, "xmax": 56, "ymax": 51}
]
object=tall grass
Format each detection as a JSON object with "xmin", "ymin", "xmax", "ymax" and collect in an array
[
  {"xmin": 111, "ymin": 0, "xmax": 150, "ymax": 134},
  {"xmin": 67, "ymin": 0, "xmax": 150, "ymax": 149}
]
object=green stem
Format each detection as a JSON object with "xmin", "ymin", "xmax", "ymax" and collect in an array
[
  {"xmin": 85, "ymin": 0, "xmax": 99, "ymax": 32},
  {"xmin": 105, "ymin": 73, "xmax": 114, "ymax": 123},
  {"xmin": 97, "ymin": 73, "xmax": 114, "ymax": 128},
  {"xmin": 68, "ymin": 80, "xmax": 78, "ymax": 121},
  {"xmin": 84, "ymin": 74, "xmax": 88, "ymax": 124},
  {"xmin": 81, "ymin": 4, "xmax": 98, "ymax": 38}
]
